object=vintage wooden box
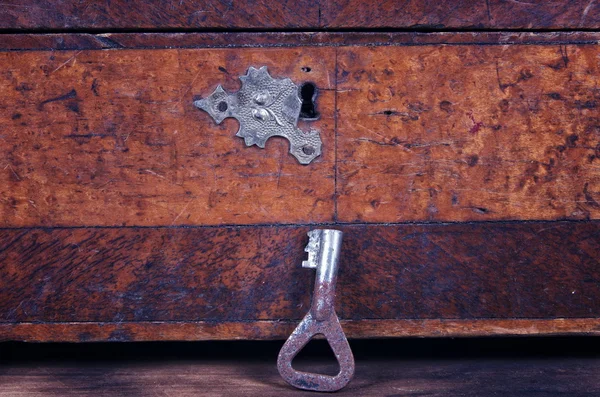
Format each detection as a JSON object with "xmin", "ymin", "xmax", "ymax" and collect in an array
[{"xmin": 1, "ymin": 1, "xmax": 600, "ymax": 343}]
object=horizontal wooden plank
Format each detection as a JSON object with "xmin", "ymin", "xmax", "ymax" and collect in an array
[
  {"xmin": 342, "ymin": 222, "xmax": 600, "ymax": 320},
  {"xmin": 3, "ymin": 40, "xmax": 600, "ymax": 226},
  {"xmin": 2, "ymin": 1, "xmax": 599, "ymax": 30},
  {"xmin": 337, "ymin": 45, "xmax": 600, "ymax": 222},
  {"xmin": 2, "ymin": 318, "xmax": 600, "ymax": 342},
  {"xmin": 4, "ymin": 32, "xmax": 600, "ymax": 52},
  {"xmin": 322, "ymin": 0, "xmax": 600, "ymax": 30},
  {"xmin": 0, "ymin": 227, "xmax": 313, "ymax": 323},
  {"xmin": 0, "ymin": 0, "xmax": 320, "ymax": 30},
  {"xmin": 1, "ymin": 223, "xmax": 598, "ymax": 330},
  {"xmin": 0, "ymin": 48, "xmax": 335, "ymax": 227}
]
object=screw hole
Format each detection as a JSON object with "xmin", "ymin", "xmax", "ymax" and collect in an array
[
  {"xmin": 299, "ymin": 82, "xmax": 319, "ymax": 120},
  {"xmin": 217, "ymin": 101, "xmax": 228, "ymax": 112},
  {"xmin": 302, "ymin": 146, "xmax": 315, "ymax": 155},
  {"xmin": 301, "ymin": 66, "xmax": 312, "ymax": 73}
]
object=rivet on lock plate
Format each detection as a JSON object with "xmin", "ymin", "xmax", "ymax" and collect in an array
[{"xmin": 194, "ymin": 66, "xmax": 322, "ymax": 164}]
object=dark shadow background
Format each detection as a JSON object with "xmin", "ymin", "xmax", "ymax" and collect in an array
[{"xmin": 1, "ymin": 336, "xmax": 599, "ymax": 362}]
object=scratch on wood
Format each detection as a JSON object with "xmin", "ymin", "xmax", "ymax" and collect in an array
[
  {"xmin": 171, "ymin": 200, "xmax": 193, "ymax": 225},
  {"xmin": 141, "ymin": 169, "xmax": 166, "ymax": 179},
  {"xmin": 495, "ymin": 60, "xmax": 506, "ymax": 93},
  {"xmin": 580, "ymin": 0, "xmax": 596, "ymax": 27},
  {"xmin": 4, "ymin": 164, "xmax": 21, "ymax": 181},
  {"xmin": 355, "ymin": 123, "xmax": 391, "ymax": 142},
  {"xmin": 51, "ymin": 51, "xmax": 82, "ymax": 74},
  {"xmin": 179, "ymin": 70, "xmax": 202, "ymax": 104},
  {"xmin": 484, "ymin": 0, "xmax": 493, "ymax": 22},
  {"xmin": 507, "ymin": 0, "xmax": 536, "ymax": 5},
  {"xmin": 276, "ymin": 140, "xmax": 285, "ymax": 189}
]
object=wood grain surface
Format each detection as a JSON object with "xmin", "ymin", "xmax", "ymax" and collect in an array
[
  {"xmin": 1, "ymin": 32, "xmax": 599, "ymax": 342},
  {"xmin": 2, "ymin": 41, "xmax": 600, "ymax": 225},
  {"xmin": 322, "ymin": 0, "xmax": 600, "ymax": 30},
  {"xmin": 0, "ymin": 222, "xmax": 598, "ymax": 341},
  {"xmin": 0, "ymin": 48, "xmax": 335, "ymax": 227},
  {"xmin": 0, "ymin": 0, "xmax": 320, "ymax": 30},
  {"xmin": 2, "ymin": 1, "xmax": 599, "ymax": 30},
  {"xmin": 0, "ymin": 227, "xmax": 312, "ymax": 323},
  {"xmin": 337, "ymin": 45, "xmax": 600, "ymax": 222},
  {"xmin": 2, "ymin": 339, "xmax": 599, "ymax": 396}
]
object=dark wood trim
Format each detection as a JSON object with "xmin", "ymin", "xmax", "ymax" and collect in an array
[
  {"xmin": 2, "ymin": 1, "xmax": 599, "ymax": 31},
  {"xmin": 2, "ymin": 318, "xmax": 599, "ymax": 342},
  {"xmin": 1, "ymin": 223, "xmax": 598, "ymax": 341},
  {"xmin": 0, "ymin": 0, "xmax": 320, "ymax": 31},
  {"xmin": 2, "ymin": 32, "xmax": 600, "ymax": 52},
  {"xmin": 321, "ymin": 0, "xmax": 600, "ymax": 30}
]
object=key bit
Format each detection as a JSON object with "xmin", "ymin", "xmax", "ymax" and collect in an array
[{"xmin": 277, "ymin": 229, "xmax": 355, "ymax": 392}]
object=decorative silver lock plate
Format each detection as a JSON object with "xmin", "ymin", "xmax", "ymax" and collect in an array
[{"xmin": 194, "ymin": 66, "xmax": 322, "ymax": 165}]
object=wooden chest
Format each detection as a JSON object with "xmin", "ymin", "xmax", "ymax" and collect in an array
[{"xmin": 1, "ymin": 1, "xmax": 600, "ymax": 343}]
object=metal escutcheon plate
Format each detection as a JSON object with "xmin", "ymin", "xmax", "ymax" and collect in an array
[{"xmin": 194, "ymin": 66, "xmax": 322, "ymax": 165}]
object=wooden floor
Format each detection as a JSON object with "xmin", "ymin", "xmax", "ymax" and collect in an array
[{"xmin": 1, "ymin": 338, "xmax": 599, "ymax": 396}]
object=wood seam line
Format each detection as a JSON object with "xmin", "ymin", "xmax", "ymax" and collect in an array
[
  {"xmin": 4, "ymin": 28, "xmax": 600, "ymax": 34},
  {"xmin": 2, "ymin": 33, "xmax": 600, "ymax": 52},
  {"xmin": 4, "ymin": 318, "xmax": 600, "ymax": 325},
  {"xmin": 0, "ymin": 219, "xmax": 598, "ymax": 231},
  {"xmin": 333, "ymin": 46, "xmax": 339, "ymax": 222}
]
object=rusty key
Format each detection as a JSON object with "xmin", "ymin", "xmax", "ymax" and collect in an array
[{"xmin": 277, "ymin": 229, "xmax": 355, "ymax": 392}]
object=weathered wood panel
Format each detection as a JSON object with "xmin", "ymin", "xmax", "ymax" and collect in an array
[
  {"xmin": 337, "ymin": 45, "xmax": 600, "ymax": 222},
  {"xmin": 1, "ymin": 33, "xmax": 599, "ymax": 343},
  {"xmin": 341, "ymin": 222, "xmax": 600, "ymax": 320},
  {"xmin": 322, "ymin": 0, "xmax": 600, "ymax": 29},
  {"xmin": 0, "ymin": 0, "xmax": 320, "ymax": 30},
  {"xmin": 0, "ymin": 48, "xmax": 335, "ymax": 227},
  {"xmin": 3, "ymin": 42, "xmax": 600, "ymax": 226},
  {"xmin": 0, "ymin": 227, "xmax": 313, "ymax": 323},
  {"xmin": 2, "ymin": 1, "xmax": 600, "ymax": 30},
  {"xmin": 1, "ymin": 223, "xmax": 598, "ymax": 330}
]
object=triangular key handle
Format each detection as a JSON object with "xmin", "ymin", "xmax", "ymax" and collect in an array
[
  {"xmin": 277, "ymin": 229, "xmax": 355, "ymax": 392},
  {"xmin": 277, "ymin": 311, "xmax": 355, "ymax": 392}
]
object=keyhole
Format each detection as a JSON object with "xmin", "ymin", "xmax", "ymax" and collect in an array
[{"xmin": 299, "ymin": 82, "xmax": 319, "ymax": 120}]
